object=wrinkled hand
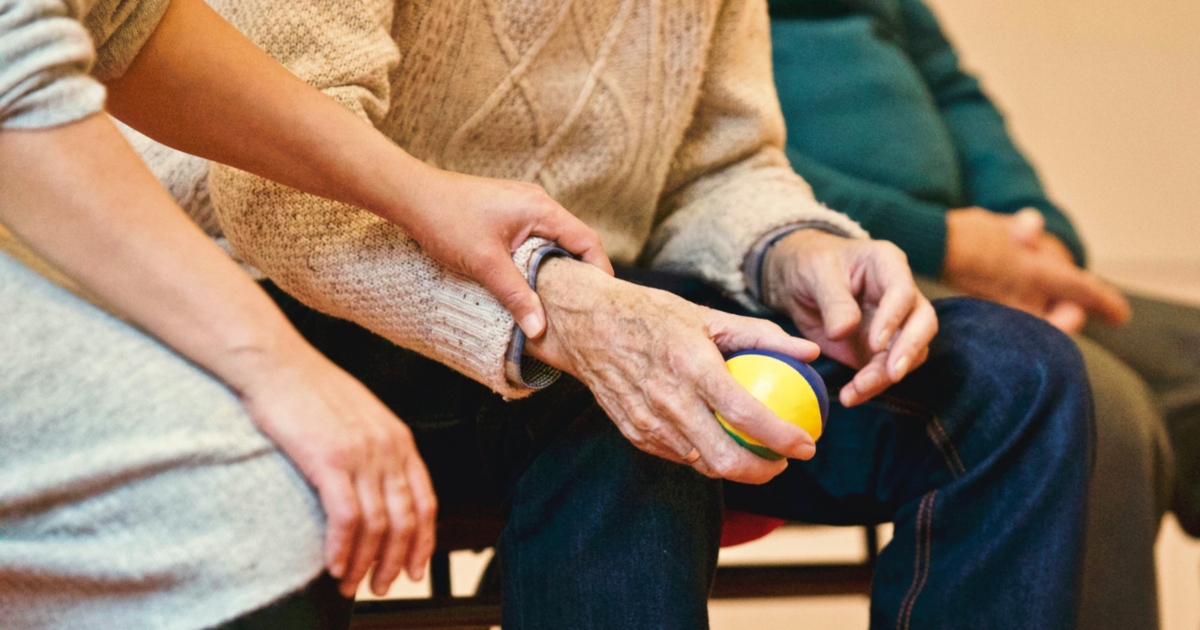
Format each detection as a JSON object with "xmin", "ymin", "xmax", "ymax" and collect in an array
[
  {"xmin": 398, "ymin": 167, "xmax": 613, "ymax": 338},
  {"xmin": 762, "ymin": 229, "xmax": 938, "ymax": 408},
  {"xmin": 944, "ymin": 207, "xmax": 1130, "ymax": 334},
  {"xmin": 232, "ymin": 343, "xmax": 437, "ymax": 598},
  {"xmin": 525, "ymin": 258, "xmax": 820, "ymax": 484}
]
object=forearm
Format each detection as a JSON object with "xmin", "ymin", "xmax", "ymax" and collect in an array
[
  {"xmin": 103, "ymin": 0, "xmax": 431, "ymax": 234},
  {"xmin": 897, "ymin": 0, "xmax": 1086, "ymax": 266},
  {"xmin": 0, "ymin": 114, "xmax": 310, "ymax": 394}
]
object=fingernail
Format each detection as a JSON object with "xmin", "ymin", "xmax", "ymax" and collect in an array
[
  {"xmin": 874, "ymin": 329, "xmax": 890, "ymax": 352},
  {"xmin": 839, "ymin": 386, "xmax": 857, "ymax": 408},
  {"xmin": 519, "ymin": 312, "xmax": 545, "ymax": 338},
  {"xmin": 892, "ymin": 356, "xmax": 910, "ymax": 380}
]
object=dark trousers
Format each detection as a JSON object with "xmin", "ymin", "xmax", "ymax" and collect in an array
[{"xmin": 260, "ymin": 267, "xmax": 1093, "ymax": 630}]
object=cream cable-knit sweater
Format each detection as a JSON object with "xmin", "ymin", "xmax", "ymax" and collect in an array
[{"xmin": 144, "ymin": 0, "xmax": 867, "ymax": 399}]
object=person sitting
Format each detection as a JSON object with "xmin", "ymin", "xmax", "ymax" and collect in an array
[
  {"xmin": 132, "ymin": 0, "xmax": 1097, "ymax": 627},
  {"xmin": 767, "ymin": 0, "xmax": 1192, "ymax": 627},
  {"xmin": 0, "ymin": 0, "xmax": 605, "ymax": 626}
]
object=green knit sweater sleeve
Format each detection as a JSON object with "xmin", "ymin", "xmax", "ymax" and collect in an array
[
  {"xmin": 896, "ymin": 0, "xmax": 1087, "ymax": 267},
  {"xmin": 784, "ymin": 145, "xmax": 951, "ymax": 277}
]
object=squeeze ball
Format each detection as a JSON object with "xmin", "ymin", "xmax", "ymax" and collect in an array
[{"xmin": 716, "ymin": 349, "xmax": 829, "ymax": 460}]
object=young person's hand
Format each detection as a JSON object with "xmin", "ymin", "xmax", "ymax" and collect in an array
[
  {"xmin": 524, "ymin": 258, "xmax": 819, "ymax": 484},
  {"xmin": 0, "ymin": 113, "xmax": 436, "ymax": 600},
  {"xmin": 943, "ymin": 207, "xmax": 1129, "ymax": 333},
  {"xmin": 393, "ymin": 167, "xmax": 612, "ymax": 338},
  {"xmin": 762, "ymin": 229, "xmax": 938, "ymax": 407},
  {"xmin": 230, "ymin": 342, "xmax": 437, "ymax": 599}
]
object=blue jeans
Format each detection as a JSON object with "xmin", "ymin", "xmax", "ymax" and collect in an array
[{"xmin": 264, "ymin": 269, "xmax": 1093, "ymax": 630}]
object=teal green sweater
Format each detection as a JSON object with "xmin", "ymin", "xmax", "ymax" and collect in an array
[{"xmin": 769, "ymin": 0, "xmax": 1086, "ymax": 276}]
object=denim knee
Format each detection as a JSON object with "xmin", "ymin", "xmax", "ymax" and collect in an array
[{"xmin": 920, "ymin": 298, "xmax": 1093, "ymax": 470}]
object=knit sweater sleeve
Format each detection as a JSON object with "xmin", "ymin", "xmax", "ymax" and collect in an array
[
  {"xmin": 0, "ymin": 0, "xmax": 101, "ymax": 129},
  {"xmin": 643, "ymin": 0, "xmax": 867, "ymax": 312},
  {"xmin": 898, "ymin": 0, "xmax": 1086, "ymax": 267},
  {"xmin": 205, "ymin": 0, "xmax": 547, "ymax": 399}
]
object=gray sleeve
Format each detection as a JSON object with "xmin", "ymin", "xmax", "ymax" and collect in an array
[{"xmin": 0, "ymin": 0, "xmax": 105, "ymax": 129}]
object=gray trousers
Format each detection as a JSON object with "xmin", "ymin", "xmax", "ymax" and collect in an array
[{"xmin": 920, "ymin": 279, "xmax": 1198, "ymax": 630}]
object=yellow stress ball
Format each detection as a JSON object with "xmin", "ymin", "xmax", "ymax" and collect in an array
[{"xmin": 716, "ymin": 350, "xmax": 829, "ymax": 460}]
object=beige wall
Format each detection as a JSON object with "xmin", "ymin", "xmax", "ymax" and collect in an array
[{"xmin": 923, "ymin": 0, "xmax": 1200, "ymax": 268}]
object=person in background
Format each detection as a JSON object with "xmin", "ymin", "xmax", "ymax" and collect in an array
[
  {"xmin": 0, "ymin": 0, "xmax": 607, "ymax": 627},
  {"xmin": 768, "ymin": 0, "xmax": 1197, "ymax": 627},
  {"xmin": 133, "ymin": 0, "xmax": 1098, "ymax": 627}
]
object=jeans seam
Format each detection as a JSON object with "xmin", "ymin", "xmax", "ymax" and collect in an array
[
  {"xmin": 897, "ymin": 490, "xmax": 937, "ymax": 630},
  {"xmin": 924, "ymin": 416, "xmax": 966, "ymax": 477},
  {"xmin": 875, "ymin": 395, "xmax": 967, "ymax": 478}
]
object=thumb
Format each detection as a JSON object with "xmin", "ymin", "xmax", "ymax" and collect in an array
[
  {"xmin": 476, "ymin": 256, "xmax": 547, "ymax": 338},
  {"xmin": 1009, "ymin": 208, "xmax": 1045, "ymax": 249}
]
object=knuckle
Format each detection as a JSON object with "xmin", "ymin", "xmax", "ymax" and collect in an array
[
  {"xmin": 332, "ymin": 503, "xmax": 362, "ymax": 528},
  {"xmin": 417, "ymin": 499, "xmax": 438, "ymax": 522},
  {"xmin": 364, "ymin": 511, "xmax": 389, "ymax": 535},
  {"xmin": 392, "ymin": 517, "xmax": 416, "ymax": 541}
]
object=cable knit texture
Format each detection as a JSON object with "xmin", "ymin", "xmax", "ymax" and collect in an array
[{"xmin": 180, "ymin": 0, "xmax": 866, "ymax": 400}]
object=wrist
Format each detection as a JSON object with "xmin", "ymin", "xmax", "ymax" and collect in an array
[
  {"xmin": 209, "ymin": 314, "xmax": 324, "ymax": 399},
  {"xmin": 350, "ymin": 143, "xmax": 441, "ymax": 234},
  {"xmin": 761, "ymin": 229, "xmax": 837, "ymax": 312},
  {"xmin": 522, "ymin": 256, "xmax": 614, "ymax": 374}
]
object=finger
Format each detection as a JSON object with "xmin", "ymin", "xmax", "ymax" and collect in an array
[
  {"xmin": 707, "ymin": 312, "xmax": 820, "ymax": 362},
  {"xmin": 533, "ymin": 212, "xmax": 615, "ymax": 276},
  {"xmin": 696, "ymin": 362, "xmax": 817, "ymax": 462},
  {"xmin": 341, "ymin": 474, "xmax": 389, "ymax": 598},
  {"xmin": 402, "ymin": 455, "xmax": 438, "ymax": 581},
  {"xmin": 809, "ymin": 270, "xmax": 862, "ymax": 340},
  {"xmin": 474, "ymin": 253, "xmax": 547, "ymax": 338},
  {"xmin": 1044, "ymin": 301, "xmax": 1087, "ymax": 334},
  {"xmin": 839, "ymin": 351, "xmax": 891, "ymax": 407},
  {"xmin": 370, "ymin": 473, "xmax": 414, "ymax": 596},
  {"xmin": 884, "ymin": 297, "xmax": 938, "ymax": 382},
  {"xmin": 911, "ymin": 346, "xmax": 930, "ymax": 372},
  {"xmin": 1009, "ymin": 208, "xmax": 1045, "ymax": 248},
  {"xmin": 866, "ymin": 277, "xmax": 920, "ymax": 354},
  {"xmin": 1033, "ymin": 265, "xmax": 1131, "ymax": 326},
  {"xmin": 617, "ymin": 390, "xmax": 784, "ymax": 483},
  {"xmin": 316, "ymin": 472, "xmax": 361, "ymax": 581}
]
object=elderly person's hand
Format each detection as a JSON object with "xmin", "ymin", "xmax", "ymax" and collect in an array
[
  {"xmin": 943, "ymin": 207, "xmax": 1130, "ymax": 334},
  {"xmin": 525, "ymin": 258, "xmax": 820, "ymax": 484},
  {"xmin": 761, "ymin": 229, "xmax": 939, "ymax": 407}
]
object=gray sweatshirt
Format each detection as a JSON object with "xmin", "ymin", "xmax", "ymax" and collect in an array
[{"xmin": 0, "ymin": 2, "xmax": 326, "ymax": 628}]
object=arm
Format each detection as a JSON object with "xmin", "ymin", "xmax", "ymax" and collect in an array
[
  {"xmin": 896, "ymin": 0, "xmax": 1086, "ymax": 267},
  {"xmin": 643, "ymin": 0, "xmax": 867, "ymax": 310},
  {"xmin": 648, "ymin": 0, "xmax": 935, "ymax": 406},
  {"xmin": 784, "ymin": 145, "xmax": 953, "ymax": 278},
  {"xmin": 106, "ymin": 0, "xmax": 609, "ymax": 340},
  {"xmin": 0, "ymin": 114, "xmax": 435, "ymax": 599},
  {"xmin": 167, "ymin": 0, "xmax": 589, "ymax": 397},
  {"xmin": 0, "ymin": 0, "xmax": 433, "ymax": 598},
  {"xmin": 894, "ymin": 0, "xmax": 1129, "ymax": 331}
]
